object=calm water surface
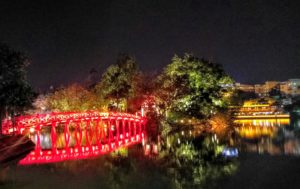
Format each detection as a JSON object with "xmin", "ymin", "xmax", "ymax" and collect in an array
[{"xmin": 1, "ymin": 115, "xmax": 300, "ymax": 189}]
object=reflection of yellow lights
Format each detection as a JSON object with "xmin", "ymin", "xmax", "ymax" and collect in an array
[
  {"xmin": 236, "ymin": 126, "xmax": 276, "ymax": 138},
  {"xmin": 235, "ymin": 118, "xmax": 289, "ymax": 139},
  {"xmin": 235, "ymin": 118, "xmax": 290, "ymax": 126}
]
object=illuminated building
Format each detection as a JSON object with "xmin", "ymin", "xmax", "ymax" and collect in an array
[
  {"xmin": 280, "ymin": 82, "xmax": 290, "ymax": 96},
  {"xmin": 288, "ymin": 79, "xmax": 300, "ymax": 96},
  {"xmin": 265, "ymin": 81, "xmax": 280, "ymax": 94},
  {"xmin": 235, "ymin": 83, "xmax": 255, "ymax": 93},
  {"xmin": 254, "ymin": 84, "xmax": 265, "ymax": 96},
  {"xmin": 234, "ymin": 98, "xmax": 289, "ymax": 119},
  {"xmin": 236, "ymin": 79, "xmax": 300, "ymax": 97},
  {"xmin": 279, "ymin": 79, "xmax": 300, "ymax": 97},
  {"xmin": 254, "ymin": 81, "xmax": 280, "ymax": 97},
  {"xmin": 238, "ymin": 98, "xmax": 277, "ymax": 113}
]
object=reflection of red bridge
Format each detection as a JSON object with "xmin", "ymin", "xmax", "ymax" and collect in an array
[{"xmin": 2, "ymin": 112, "xmax": 147, "ymax": 165}]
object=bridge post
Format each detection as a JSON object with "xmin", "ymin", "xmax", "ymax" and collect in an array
[
  {"xmin": 99, "ymin": 118, "xmax": 106, "ymax": 151},
  {"xmin": 75, "ymin": 122, "xmax": 83, "ymax": 147},
  {"xmin": 51, "ymin": 121, "xmax": 57, "ymax": 154},
  {"xmin": 94, "ymin": 119, "xmax": 100, "ymax": 147},
  {"xmin": 64, "ymin": 121, "xmax": 70, "ymax": 149},
  {"xmin": 108, "ymin": 119, "xmax": 112, "ymax": 150},
  {"xmin": 138, "ymin": 121, "xmax": 141, "ymax": 139},
  {"xmin": 90, "ymin": 120, "xmax": 96, "ymax": 145},
  {"xmin": 115, "ymin": 119, "xmax": 120, "ymax": 147},
  {"xmin": 36, "ymin": 124, "xmax": 42, "ymax": 155},
  {"xmin": 122, "ymin": 119, "xmax": 126, "ymax": 142},
  {"xmin": 133, "ymin": 121, "xmax": 137, "ymax": 141},
  {"xmin": 128, "ymin": 120, "xmax": 131, "ymax": 140},
  {"xmin": 85, "ymin": 120, "xmax": 91, "ymax": 146}
]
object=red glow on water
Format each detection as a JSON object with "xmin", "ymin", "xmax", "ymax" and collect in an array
[{"xmin": 19, "ymin": 134, "xmax": 144, "ymax": 165}]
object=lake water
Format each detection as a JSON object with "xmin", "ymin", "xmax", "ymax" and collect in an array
[{"xmin": 1, "ymin": 114, "xmax": 300, "ymax": 189}]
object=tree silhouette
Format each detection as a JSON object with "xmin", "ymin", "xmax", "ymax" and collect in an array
[{"xmin": 0, "ymin": 43, "xmax": 35, "ymax": 135}]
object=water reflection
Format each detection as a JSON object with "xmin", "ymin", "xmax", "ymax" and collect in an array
[
  {"xmin": 4, "ymin": 113, "xmax": 300, "ymax": 188},
  {"xmin": 139, "ymin": 130, "xmax": 238, "ymax": 189},
  {"xmin": 235, "ymin": 117, "xmax": 300, "ymax": 156},
  {"xmin": 20, "ymin": 124, "xmax": 145, "ymax": 165},
  {"xmin": 236, "ymin": 125, "xmax": 277, "ymax": 138},
  {"xmin": 0, "ymin": 123, "xmax": 239, "ymax": 189},
  {"xmin": 235, "ymin": 118, "xmax": 290, "ymax": 127}
]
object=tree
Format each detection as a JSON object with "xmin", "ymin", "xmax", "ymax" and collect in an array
[
  {"xmin": 95, "ymin": 54, "xmax": 139, "ymax": 112},
  {"xmin": 47, "ymin": 84, "xmax": 99, "ymax": 112},
  {"xmin": 127, "ymin": 72, "xmax": 158, "ymax": 113},
  {"xmin": 157, "ymin": 54, "xmax": 233, "ymax": 119},
  {"xmin": 0, "ymin": 43, "xmax": 35, "ymax": 135},
  {"xmin": 29, "ymin": 94, "xmax": 49, "ymax": 114}
]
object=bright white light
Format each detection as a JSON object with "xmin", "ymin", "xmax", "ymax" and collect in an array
[{"xmin": 30, "ymin": 127, "xmax": 35, "ymax": 133}]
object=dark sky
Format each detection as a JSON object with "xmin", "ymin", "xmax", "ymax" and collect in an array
[{"xmin": 1, "ymin": 0, "xmax": 300, "ymax": 89}]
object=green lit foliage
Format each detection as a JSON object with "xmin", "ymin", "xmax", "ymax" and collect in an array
[
  {"xmin": 157, "ymin": 54, "xmax": 234, "ymax": 118},
  {"xmin": 47, "ymin": 84, "xmax": 99, "ymax": 112},
  {"xmin": 0, "ymin": 43, "xmax": 35, "ymax": 134},
  {"xmin": 95, "ymin": 54, "xmax": 139, "ymax": 112}
]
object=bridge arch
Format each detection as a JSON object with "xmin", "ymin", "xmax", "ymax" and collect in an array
[{"xmin": 2, "ymin": 111, "xmax": 147, "ymax": 164}]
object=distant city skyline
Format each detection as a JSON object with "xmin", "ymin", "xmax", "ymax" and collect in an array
[{"xmin": 236, "ymin": 78, "xmax": 300, "ymax": 97}]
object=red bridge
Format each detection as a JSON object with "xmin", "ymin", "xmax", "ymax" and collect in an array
[{"xmin": 2, "ymin": 111, "xmax": 147, "ymax": 165}]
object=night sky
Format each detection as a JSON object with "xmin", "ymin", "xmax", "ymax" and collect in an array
[{"xmin": 1, "ymin": 0, "xmax": 300, "ymax": 90}]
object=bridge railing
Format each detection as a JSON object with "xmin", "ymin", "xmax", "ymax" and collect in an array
[
  {"xmin": 2, "ymin": 111, "xmax": 147, "ymax": 164},
  {"xmin": 1, "ymin": 111, "xmax": 146, "ymax": 135}
]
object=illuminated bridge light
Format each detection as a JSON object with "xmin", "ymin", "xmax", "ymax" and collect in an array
[{"xmin": 1, "ymin": 111, "xmax": 147, "ymax": 165}]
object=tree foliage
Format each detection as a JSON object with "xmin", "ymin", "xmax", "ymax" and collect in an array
[
  {"xmin": 157, "ymin": 54, "xmax": 233, "ymax": 118},
  {"xmin": 127, "ymin": 73, "xmax": 158, "ymax": 113},
  {"xmin": 47, "ymin": 84, "xmax": 99, "ymax": 112},
  {"xmin": 0, "ymin": 43, "xmax": 35, "ymax": 134},
  {"xmin": 95, "ymin": 54, "xmax": 139, "ymax": 111}
]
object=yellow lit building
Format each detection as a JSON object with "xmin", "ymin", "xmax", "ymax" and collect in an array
[{"xmin": 234, "ymin": 98, "xmax": 289, "ymax": 119}]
